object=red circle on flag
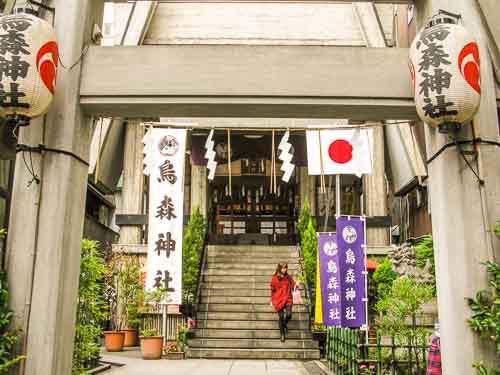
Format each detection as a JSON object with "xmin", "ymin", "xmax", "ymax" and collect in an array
[{"xmin": 328, "ymin": 139, "xmax": 353, "ymax": 164}]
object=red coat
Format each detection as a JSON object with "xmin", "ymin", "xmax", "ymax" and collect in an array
[{"xmin": 270, "ymin": 274, "xmax": 296, "ymax": 312}]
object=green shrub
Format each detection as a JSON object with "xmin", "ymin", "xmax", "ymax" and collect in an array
[
  {"xmin": 72, "ymin": 240, "xmax": 108, "ymax": 375},
  {"xmin": 372, "ymin": 257, "xmax": 398, "ymax": 300},
  {"xmin": 467, "ymin": 261, "xmax": 500, "ymax": 361},
  {"xmin": 414, "ymin": 235, "xmax": 435, "ymax": 275},
  {"xmin": 182, "ymin": 207, "xmax": 206, "ymax": 302},
  {"xmin": 0, "ymin": 228, "xmax": 25, "ymax": 374},
  {"xmin": 140, "ymin": 329, "xmax": 160, "ymax": 337},
  {"xmin": 376, "ymin": 276, "xmax": 433, "ymax": 369},
  {"xmin": 301, "ymin": 218, "xmax": 317, "ymax": 287},
  {"xmin": 119, "ymin": 257, "xmax": 142, "ymax": 329}
]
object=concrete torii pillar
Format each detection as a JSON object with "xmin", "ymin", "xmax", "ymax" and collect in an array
[
  {"xmin": 6, "ymin": 1, "xmax": 104, "ymax": 374},
  {"xmin": 415, "ymin": 0, "xmax": 499, "ymax": 371},
  {"xmin": 119, "ymin": 119, "xmax": 145, "ymax": 244}
]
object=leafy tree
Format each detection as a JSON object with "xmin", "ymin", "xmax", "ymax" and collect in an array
[
  {"xmin": 372, "ymin": 257, "xmax": 398, "ymax": 300},
  {"xmin": 103, "ymin": 253, "xmax": 143, "ymax": 332},
  {"xmin": 297, "ymin": 198, "xmax": 314, "ymax": 240},
  {"xmin": 301, "ymin": 218, "xmax": 317, "ymax": 287},
  {"xmin": 467, "ymin": 261, "xmax": 500, "ymax": 374},
  {"xmin": 376, "ymin": 276, "xmax": 434, "ymax": 370},
  {"xmin": 0, "ymin": 230, "xmax": 25, "ymax": 374},
  {"xmin": 72, "ymin": 240, "xmax": 108, "ymax": 375},
  {"xmin": 118, "ymin": 256, "xmax": 142, "ymax": 329},
  {"xmin": 182, "ymin": 207, "xmax": 206, "ymax": 302}
]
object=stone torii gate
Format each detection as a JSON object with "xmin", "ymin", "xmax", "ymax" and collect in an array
[{"xmin": 5, "ymin": 0, "xmax": 499, "ymax": 374}]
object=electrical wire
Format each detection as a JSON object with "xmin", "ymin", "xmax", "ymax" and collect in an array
[{"xmin": 58, "ymin": 44, "xmax": 90, "ymax": 70}]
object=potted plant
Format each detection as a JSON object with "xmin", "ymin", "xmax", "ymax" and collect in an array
[
  {"xmin": 139, "ymin": 329, "xmax": 164, "ymax": 360},
  {"xmin": 119, "ymin": 257, "xmax": 143, "ymax": 347},
  {"xmin": 103, "ymin": 254, "xmax": 126, "ymax": 352},
  {"xmin": 176, "ymin": 324, "xmax": 189, "ymax": 354},
  {"xmin": 138, "ymin": 288, "xmax": 168, "ymax": 360},
  {"xmin": 165, "ymin": 342, "xmax": 184, "ymax": 360}
]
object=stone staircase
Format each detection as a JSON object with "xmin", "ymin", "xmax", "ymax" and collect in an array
[{"xmin": 186, "ymin": 245, "xmax": 320, "ymax": 360}]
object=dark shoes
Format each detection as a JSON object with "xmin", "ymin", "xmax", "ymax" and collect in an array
[{"xmin": 280, "ymin": 332, "xmax": 285, "ymax": 342}]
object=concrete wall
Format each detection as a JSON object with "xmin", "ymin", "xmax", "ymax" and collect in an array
[{"xmin": 144, "ymin": 3, "xmax": 394, "ymax": 46}]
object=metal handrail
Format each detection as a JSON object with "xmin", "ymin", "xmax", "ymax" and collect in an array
[
  {"xmin": 193, "ymin": 226, "xmax": 210, "ymax": 320},
  {"xmin": 296, "ymin": 241, "xmax": 314, "ymax": 329}
]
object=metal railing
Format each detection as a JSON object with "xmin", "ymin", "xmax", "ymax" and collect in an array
[
  {"xmin": 194, "ymin": 228, "xmax": 210, "ymax": 319},
  {"xmin": 326, "ymin": 327, "xmax": 429, "ymax": 375},
  {"xmin": 296, "ymin": 242, "xmax": 314, "ymax": 329}
]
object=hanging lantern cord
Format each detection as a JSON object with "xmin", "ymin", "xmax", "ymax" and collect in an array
[{"xmin": 453, "ymin": 138, "xmax": 484, "ymax": 185}]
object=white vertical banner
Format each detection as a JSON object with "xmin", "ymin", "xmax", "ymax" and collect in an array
[{"xmin": 143, "ymin": 128, "xmax": 187, "ymax": 304}]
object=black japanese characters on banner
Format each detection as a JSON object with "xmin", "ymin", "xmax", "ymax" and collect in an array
[
  {"xmin": 154, "ymin": 232, "xmax": 176, "ymax": 258},
  {"xmin": 157, "ymin": 160, "xmax": 177, "ymax": 184},
  {"xmin": 154, "ymin": 270, "xmax": 175, "ymax": 292},
  {"xmin": 155, "ymin": 195, "xmax": 177, "ymax": 220}
]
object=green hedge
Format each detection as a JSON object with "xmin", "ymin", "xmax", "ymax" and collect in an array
[
  {"xmin": 182, "ymin": 207, "xmax": 206, "ymax": 302},
  {"xmin": 72, "ymin": 240, "xmax": 108, "ymax": 375}
]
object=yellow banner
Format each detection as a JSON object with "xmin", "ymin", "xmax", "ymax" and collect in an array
[{"xmin": 314, "ymin": 245, "xmax": 323, "ymax": 325}]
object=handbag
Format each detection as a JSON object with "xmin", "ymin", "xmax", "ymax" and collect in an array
[{"xmin": 292, "ymin": 285, "xmax": 301, "ymax": 305}]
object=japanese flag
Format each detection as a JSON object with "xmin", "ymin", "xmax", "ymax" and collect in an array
[{"xmin": 306, "ymin": 129, "xmax": 373, "ymax": 177}]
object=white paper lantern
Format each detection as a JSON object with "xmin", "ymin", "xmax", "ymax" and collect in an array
[
  {"xmin": 0, "ymin": 12, "xmax": 58, "ymax": 119},
  {"xmin": 409, "ymin": 15, "xmax": 480, "ymax": 132}
]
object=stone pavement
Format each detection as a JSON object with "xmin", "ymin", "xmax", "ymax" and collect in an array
[{"xmin": 101, "ymin": 349, "xmax": 324, "ymax": 375}]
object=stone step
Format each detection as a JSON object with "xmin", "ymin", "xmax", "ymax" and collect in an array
[
  {"xmin": 200, "ymin": 295, "xmax": 307, "ymax": 305},
  {"xmin": 206, "ymin": 263, "xmax": 300, "ymax": 271},
  {"xmin": 192, "ymin": 328, "xmax": 312, "ymax": 340},
  {"xmin": 200, "ymin": 282, "xmax": 277, "ymax": 290},
  {"xmin": 203, "ymin": 269, "xmax": 303, "ymax": 277},
  {"xmin": 200, "ymin": 288, "xmax": 306, "ymax": 297},
  {"xmin": 204, "ymin": 275, "xmax": 289, "ymax": 283},
  {"xmin": 186, "ymin": 348, "xmax": 320, "ymax": 360},
  {"xmin": 208, "ymin": 245, "xmax": 295, "ymax": 252},
  {"xmin": 197, "ymin": 303, "xmax": 309, "ymax": 313},
  {"xmin": 208, "ymin": 251, "xmax": 299, "ymax": 258},
  {"xmin": 196, "ymin": 311, "xmax": 310, "ymax": 321},
  {"xmin": 188, "ymin": 338, "xmax": 319, "ymax": 350},
  {"xmin": 197, "ymin": 319, "xmax": 310, "ymax": 330},
  {"xmin": 207, "ymin": 256, "xmax": 299, "ymax": 264}
]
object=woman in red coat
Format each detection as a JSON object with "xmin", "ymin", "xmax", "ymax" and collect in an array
[{"xmin": 269, "ymin": 263, "xmax": 299, "ymax": 342}]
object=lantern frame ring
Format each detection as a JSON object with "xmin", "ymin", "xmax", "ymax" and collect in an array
[{"xmin": 5, "ymin": 115, "xmax": 31, "ymax": 128}]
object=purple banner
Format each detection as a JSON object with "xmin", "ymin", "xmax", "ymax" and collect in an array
[
  {"xmin": 336, "ymin": 216, "xmax": 366, "ymax": 328},
  {"xmin": 318, "ymin": 233, "xmax": 341, "ymax": 327}
]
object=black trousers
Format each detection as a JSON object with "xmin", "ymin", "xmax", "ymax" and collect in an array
[{"xmin": 278, "ymin": 304, "xmax": 293, "ymax": 333}]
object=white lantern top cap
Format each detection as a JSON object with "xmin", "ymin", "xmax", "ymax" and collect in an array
[{"xmin": 427, "ymin": 11, "xmax": 460, "ymax": 28}]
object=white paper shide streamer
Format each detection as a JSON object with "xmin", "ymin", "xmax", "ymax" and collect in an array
[
  {"xmin": 278, "ymin": 130, "xmax": 295, "ymax": 182},
  {"xmin": 204, "ymin": 129, "xmax": 217, "ymax": 180}
]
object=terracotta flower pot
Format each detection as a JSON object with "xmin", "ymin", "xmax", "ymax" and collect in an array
[
  {"xmin": 140, "ymin": 336, "xmax": 164, "ymax": 360},
  {"xmin": 104, "ymin": 331, "xmax": 125, "ymax": 352},
  {"xmin": 123, "ymin": 328, "xmax": 138, "ymax": 347}
]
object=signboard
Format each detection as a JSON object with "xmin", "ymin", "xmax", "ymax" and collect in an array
[
  {"xmin": 143, "ymin": 128, "xmax": 187, "ymax": 304},
  {"xmin": 317, "ymin": 216, "xmax": 367, "ymax": 328}
]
